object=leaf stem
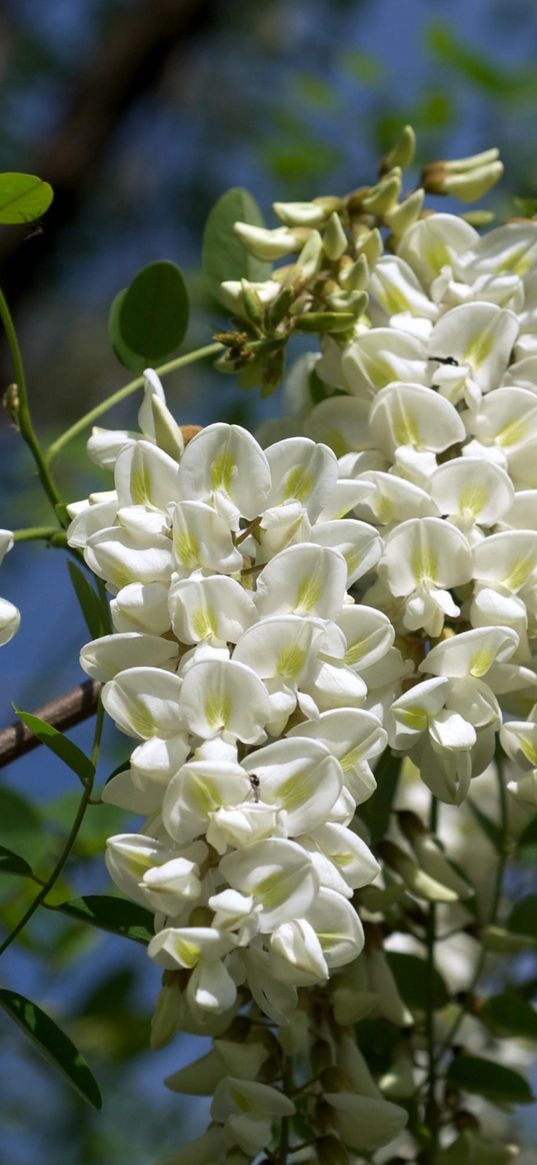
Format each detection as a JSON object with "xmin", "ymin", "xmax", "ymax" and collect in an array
[
  {"xmin": 279, "ymin": 1056, "xmax": 292, "ymax": 1165},
  {"xmin": 0, "ymin": 695, "xmax": 103, "ymax": 957},
  {"xmin": 46, "ymin": 341, "xmax": 224, "ymax": 464},
  {"xmin": 431, "ymin": 751, "xmax": 509, "ymax": 1068},
  {"xmin": 424, "ymin": 796, "xmax": 439, "ymax": 1156},
  {"xmin": 0, "ymin": 284, "xmax": 63, "ymax": 514},
  {"xmin": 12, "ymin": 526, "xmax": 66, "ymax": 545}
]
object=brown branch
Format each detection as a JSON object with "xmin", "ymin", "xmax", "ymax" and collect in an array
[{"xmin": 0, "ymin": 680, "xmax": 100, "ymax": 768}]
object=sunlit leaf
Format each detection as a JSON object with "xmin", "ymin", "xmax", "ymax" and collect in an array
[
  {"xmin": 117, "ymin": 260, "xmax": 190, "ymax": 364},
  {"xmin": 14, "ymin": 707, "xmax": 94, "ymax": 787},
  {"xmin": 51, "ymin": 895, "xmax": 153, "ymax": 945},
  {"xmin": 67, "ymin": 561, "xmax": 110, "ymax": 639},
  {"xmin": 0, "ymin": 172, "xmax": 53, "ymax": 224},
  {"xmin": 447, "ymin": 1054, "xmax": 534, "ymax": 1105},
  {"xmin": 0, "ymin": 989, "xmax": 102, "ymax": 1109},
  {"xmin": 386, "ymin": 952, "xmax": 449, "ymax": 1011},
  {"xmin": 202, "ymin": 187, "xmax": 271, "ymax": 305},
  {"xmin": 0, "ymin": 845, "xmax": 33, "ymax": 878}
]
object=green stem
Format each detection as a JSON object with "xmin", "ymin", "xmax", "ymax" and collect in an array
[
  {"xmin": 46, "ymin": 341, "xmax": 224, "ymax": 464},
  {"xmin": 0, "ymin": 695, "xmax": 104, "ymax": 958},
  {"xmin": 431, "ymin": 753, "xmax": 509, "ymax": 1069},
  {"xmin": 424, "ymin": 796, "xmax": 439, "ymax": 1155},
  {"xmin": 0, "ymin": 779, "xmax": 93, "ymax": 957},
  {"xmin": 13, "ymin": 526, "xmax": 65, "ymax": 545},
  {"xmin": 279, "ymin": 1056, "xmax": 292, "ymax": 1165},
  {"xmin": 0, "ymin": 284, "xmax": 63, "ymax": 514}
]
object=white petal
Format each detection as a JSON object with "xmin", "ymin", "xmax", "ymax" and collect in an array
[
  {"xmin": 80, "ymin": 632, "xmax": 178, "ymax": 681},
  {"xmin": 178, "ymin": 423, "xmax": 271, "ymax": 518},
  {"xmin": 179, "ymin": 658, "xmax": 272, "ymax": 742},
  {"xmin": 101, "ymin": 666, "xmax": 183, "ymax": 739}
]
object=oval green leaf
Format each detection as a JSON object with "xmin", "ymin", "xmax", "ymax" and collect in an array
[
  {"xmin": 51, "ymin": 895, "xmax": 153, "ymax": 945},
  {"xmin": 447, "ymin": 1054, "xmax": 534, "ymax": 1105},
  {"xmin": 386, "ymin": 951, "xmax": 449, "ymax": 1011},
  {"xmin": 202, "ymin": 187, "xmax": 272, "ymax": 306},
  {"xmin": 0, "ymin": 989, "xmax": 102, "ymax": 1109},
  {"xmin": 14, "ymin": 706, "xmax": 95, "ymax": 787},
  {"xmin": 0, "ymin": 172, "xmax": 53, "ymax": 224},
  {"xmin": 108, "ymin": 289, "xmax": 148, "ymax": 373},
  {"xmin": 480, "ymin": 993, "xmax": 537, "ymax": 1040},
  {"xmin": 117, "ymin": 260, "xmax": 190, "ymax": 363},
  {"xmin": 0, "ymin": 845, "xmax": 33, "ymax": 878},
  {"xmin": 507, "ymin": 894, "xmax": 537, "ymax": 939}
]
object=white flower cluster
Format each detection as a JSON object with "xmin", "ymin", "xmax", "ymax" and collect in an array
[
  {"xmin": 270, "ymin": 216, "xmax": 537, "ymax": 808},
  {"xmin": 0, "ymin": 529, "xmax": 20, "ymax": 646},
  {"xmin": 68, "ymin": 373, "xmax": 392, "ymax": 1032}
]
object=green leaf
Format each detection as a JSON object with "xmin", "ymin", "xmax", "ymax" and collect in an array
[
  {"xmin": 0, "ymin": 845, "xmax": 34, "ymax": 878},
  {"xmin": 14, "ymin": 707, "xmax": 94, "ymax": 787},
  {"xmin": 359, "ymin": 749, "xmax": 402, "ymax": 843},
  {"xmin": 0, "ymin": 989, "xmax": 101, "ymax": 1109},
  {"xmin": 467, "ymin": 799, "xmax": 503, "ymax": 850},
  {"xmin": 517, "ymin": 813, "xmax": 537, "ymax": 849},
  {"xmin": 480, "ymin": 993, "xmax": 537, "ymax": 1040},
  {"xmin": 51, "ymin": 895, "xmax": 153, "ymax": 945},
  {"xmin": 202, "ymin": 187, "xmax": 271, "ymax": 306},
  {"xmin": 117, "ymin": 260, "xmax": 190, "ymax": 364},
  {"xmin": 0, "ymin": 172, "xmax": 53, "ymax": 224},
  {"xmin": 385, "ymin": 951, "xmax": 449, "ymax": 1011},
  {"xmin": 507, "ymin": 894, "xmax": 537, "ymax": 939},
  {"xmin": 108, "ymin": 289, "xmax": 146, "ymax": 372},
  {"xmin": 447, "ymin": 1054, "xmax": 534, "ymax": 1105},
  {"xmin": 0, "ymin": 786, "xmax": 49, "ymax": 868},
  {"xmin": 67, "ymin": 561, "xmax": 110, "ymax": 639}
]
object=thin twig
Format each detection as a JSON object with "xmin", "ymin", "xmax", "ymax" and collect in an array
[{"xmin": 0, "ymin": 680, "xmax": 100, "ymax": 768}]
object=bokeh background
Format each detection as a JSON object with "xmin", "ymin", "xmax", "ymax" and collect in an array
[{"xmin": 1, "ymin": 1, "xmax": 537, "ymax": 1161}]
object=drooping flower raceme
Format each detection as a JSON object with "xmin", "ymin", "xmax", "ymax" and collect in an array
[
  {"xmin": 66, "ymin": 154, "xmax": 537, "ymax": 1162},
  {"xmin": 68, "ymin": 381, "xmax": 390, "ymax": 1026}
]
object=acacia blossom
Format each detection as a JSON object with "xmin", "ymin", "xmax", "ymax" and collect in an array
[{"xmin": 66, "ymin": 149, "xmax": 537, "ymax": 1163}]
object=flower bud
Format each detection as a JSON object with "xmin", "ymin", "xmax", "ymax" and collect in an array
[
  {"xmin": 325, "ymin": 289, "xmax": 368, "ymax": 318},
  {"xmin": 266, "ymin": 284, "xmax": 296, "ymax": 330},
  {"xmin": 339, "ymin": 253, "xmax": 369, "ymax": 291},
  {"xmin": 0, "ymin": 596, "xmax": 20, "ymax": 646},
  {"xmin": 323, "ymin": 212, "xmax": 348, "ymax": 260},
  {"xmin": 378, "ymin": 839, "xmax": 464, "ymax": 902},
  {"xmin": 384, "ymin": 188, "xmax": 424, "ymax": 237},
  {"xmin": 294, "ymin": 229, "xmax": 324, "ymax": 280},
  {"xmin": 361, "ymin": 171, "xmax": 402, "ymax": 215},
  {"xmin": 151, "ymin": 977, "xmax": 184, "ymax": 1049},
  {"xmin": 422, "ymin": 149, "xmax": 503, "ymax": 202},
  {"xmin": 233, "ymin": 222, "xmax": 309, "ymax": 260},
  {"xmin": 273, "ymin": 200, "xmax": 331, "ymax": 226},
  {"xmin": 380, "ymin": 124, "xmax": 416, "ymax": 173},
  {"xmin": 165, "ymin": 1049, "xmax": 224, "ymax": 1094},
  {"xmin": 354, "ymin": 227, "xmax": 383, "ymax": 264},
  {"xmin": 293, "ymin": 311, "xmax": 356, "ymax": 334},
  {"xmin": 481, "ymin": 925, "xmax": 533, "ymax": 953},
  {"xmin": 240, "ymin": 279, "xmax": 264, "ymax": 327}
]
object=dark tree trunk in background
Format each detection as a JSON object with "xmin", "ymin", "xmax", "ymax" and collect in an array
[{"xmin": 0, "ymin": 0, "xmax": 218, "ymax": 305}]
